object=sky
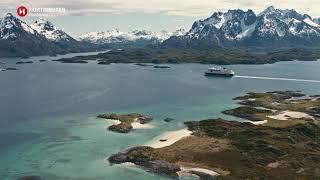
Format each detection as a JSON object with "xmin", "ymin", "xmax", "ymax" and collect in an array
[{"xmin": 0, "ymin": 0, "xmax": 320, "ymax": 36}]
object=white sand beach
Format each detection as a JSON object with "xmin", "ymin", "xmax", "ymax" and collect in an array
[
  {"xmin": 145, "ymin": 128, "xmax": 192, "ymax": 148},
  {"xmin": 267, "ymin": 111, "xmax": 314, "ymax": 120},
  {"xmin": 104, "ymin": 119, "xmax": 154, "ymax": 129},
  {"xmin": 177, "ymin": 166, "xmax": 219, "ymax": 178},
  {"xmin": 249, "ymin": 120, "xmax": 268, "ymax": 125},
  {"xmin": 131, "ymin": 122, "xmax": 154, "ymax": 129}
]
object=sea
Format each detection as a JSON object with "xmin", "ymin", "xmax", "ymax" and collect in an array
[{"xmin": 0, "ymin": 51, "xmax": 320, "ymax": 180}]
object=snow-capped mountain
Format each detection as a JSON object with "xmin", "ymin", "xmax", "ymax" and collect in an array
[
  {"xmin": 30, "ymin": 19, "xmax": 76, "ymax": 42},
  {"xmin": 163, "ymin": 6, "xmax": 320, "ymax": 48},
  {"xmin": 78, "ymin": 29, "xmax": 186, "ymax": 45},
  {"xmin": 0, "ymin": 13, "xmax": 97, "ymax": 57},
  {"xmin": 0, "ymin": 13, "xmax": 40, "ymax": 40}
]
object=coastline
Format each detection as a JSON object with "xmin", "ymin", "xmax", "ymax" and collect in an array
[
  {"xmin": 108, "ymin": 91, "xmax": 320, "ymax": 179},
  {"xmin": 145, "ymin": 128, "xmax": 192, "ymax": 148},
  {"xmin": 104, "ymin": 119, "xmax": 154, "ymax": 130}
]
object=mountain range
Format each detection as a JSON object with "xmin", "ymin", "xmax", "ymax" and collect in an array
[
  {"xmin": 78, "ymin": 29, "xmax": 186, "ymax": 45},
  {"xmin": 1, "ymin": 6, "xmax": 320, "ymax": 57},
  {"xmin": 0, "ymin": 13, "xmax": 185, "ymax": 57},
  {"xmin": 163, "ymin": 6, "xmax": 320, "ymax": 49}
]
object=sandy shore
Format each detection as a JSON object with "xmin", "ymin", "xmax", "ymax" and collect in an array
[
  {"xmin": 145, "ymin": 128, "xmax": 192, "ymax": 148},
  {"xmin": 267, "ymin": 111, "xmax": 314, "ymax": 120},
  {"xmin": 131, "ymin": 122, "xmax": 154, "ymax": 129},
  {"xmin": 248, "ymin": 120, "xmax": 268, "ymax": 125},
  {"xmin": 104, "ymin": 119, "xmax": 154, "ymax": 129},
  {"xmin": 177, "ymin": 166, "xmax": 219, "ymax": 178}
]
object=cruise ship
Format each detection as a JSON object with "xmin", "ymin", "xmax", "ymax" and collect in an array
[{"xmin": 205, "ymin": 66, "xmax": 235, "ymax": 77}]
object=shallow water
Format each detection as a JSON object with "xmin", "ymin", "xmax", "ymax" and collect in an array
[{"xmin": 0, "ymin": 53, "xmax": 320, "ymax": 179}]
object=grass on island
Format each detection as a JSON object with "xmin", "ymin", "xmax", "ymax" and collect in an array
[
  {"xmin": 55, "ymin": 48, "xmax": 320, "ymax": 65},
  {"xmin": 97, "ymin": 113, "xmax": 152, "ymax": 133},
  {"xmin": 109, "ymin": 91, "xmax": 320, "ymax": 179}
]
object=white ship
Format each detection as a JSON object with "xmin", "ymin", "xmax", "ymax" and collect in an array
[{"xmin": 205, "ymin": 66, "xmax": 235, "ymax": 77}]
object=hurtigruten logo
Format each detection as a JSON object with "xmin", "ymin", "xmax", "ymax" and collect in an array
[
  {"xmin": 17, "ymin": 6, "xmax": 28, "ymax": 17},
  {"xmin": 16, "ymin": 6, "xmax": 66, "ymax": 17}
]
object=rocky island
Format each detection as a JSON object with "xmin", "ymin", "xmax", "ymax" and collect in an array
[
  {"xmin": 97, "ymin": 113, "xmax": 153, "ymax": 133},
  {"xmin": 108, "ymin": 91, "xmax": 320, "ymax": 179}
]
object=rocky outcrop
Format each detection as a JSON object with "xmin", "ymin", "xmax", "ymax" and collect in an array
[
  {"xmin": 163, "ymin": 118, "xmax": 174, "ymax": 122},
  {"xmin": 223, "ymin": 106, "xmax": 272, "ymax": 121},
  {"xmin": 97, "ymin": 113, "xmax": 153, "ymax": 133},
  {"xmin": 153, "ymin": 65, "xmax": 170, "ymax": 69},
  {"xmin": 16, "ymin": 61, "xmax": 33, "ymax": 64},
  {"xmin": 109, "ymin": 146, "xmax": 180, "ymax": 177}
]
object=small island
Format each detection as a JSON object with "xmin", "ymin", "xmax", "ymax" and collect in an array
[
  {"xmin": 108, "ymin": 91, "xmax": 320, "ymax": 179},
  {"xmin": 16, "ymin": 61, "xmax": 33, "ymax": 64},
  {"xmin": 1, "ymin": 67, "xmax": 18, "ymax": 71},
  {"xmin": 97, "ymin": 113, "xmax": 153, "ymax": 133}
]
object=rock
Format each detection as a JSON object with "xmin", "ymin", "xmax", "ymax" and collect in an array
[
  {"xmin": 164, "ymin": 118, "xmax": 174, "ymax": 122},
  {"xmin": 16, "ymin": 61, "xmax": 33, "ymax": 64},
  {"xmin": 307, "ymin": 107, "xmax": 320, "ymax": 115},
  {"xmin": 97, "ymin": 113, "xmax": 153, "ymax": 133},
  {"xmin": 138, "ymin": 115, "xmax": 153, "ymax": 124},
  {"xmin": 97, "ymin": 61, "xmax": 110, "ymax": 65},
  {"xmin": 52, "ymin": 59, "xmax": 88, "ymax": 63},
  {"xmin": 1, "ymin": 67, "xmax": 18, "ymax": 71},
  {"xmin": 109, "ymin": 147, "xmax": 180, "ymax": 177},
  {"xmin": 153, "ymin": 65, "xmax": 170, "ymax": 69},
  {"xmin": 159, "ymin": 139, "xmax": 167, "ymax": 142},
  {"xmin": 108, "ymin": 123, "xmax": 133, "ymax": 133},
  {"xmin": 109, "ymin": 146, "xmax": 154, "ymax": 164},
  {"xmin": 134, "ymin": 63, "xmax": 152, "ymax": 67},
  {"xmin": 222, "ymin": 106, "xmax": 272, "ymax": 121},
  {"xmin": 147, "ymin": 160, "xmax": 181, "ymax": 176},
  {"xmin": 17, "ymin": 175, "xmax": 42, "ymax": 180}
]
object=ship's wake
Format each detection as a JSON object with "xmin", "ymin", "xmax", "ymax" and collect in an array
[{"xmin": 234, "ymin": 75, "xmax": 320, "ymax": 83}]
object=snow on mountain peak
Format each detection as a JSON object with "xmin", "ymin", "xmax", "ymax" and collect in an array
[
  {"xmin": 164, "ymin": 6, "xmax": 320, "ymax": 48},
  {"xmin": 188, "ymin": 9, "xmax": 257, "ymax": 40},
  {"xmin": 303, "ymin": 17, "xmax": 320, "ymax": 27},
  {"xmin": 0, "ymin": 13, "xmax": 36, "ymax": 40},
  {"xmin": 30, "ymin": 19, "xmax": 74, "ymax": 42},
  {"xmin": 78, "ymin": 29, "xmax": 185, "ymax": 44},
  {"xmin": 32, "ymin": 19, "xmax": 55, "ymax": 31}
]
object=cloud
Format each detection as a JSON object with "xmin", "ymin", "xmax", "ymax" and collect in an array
[{"xmin": 2, "ymin": 0, "xmax": 320, "ymax": 17}]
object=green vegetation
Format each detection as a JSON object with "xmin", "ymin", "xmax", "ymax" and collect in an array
[
  {"xmin": 109, "ymin": 91, "xmax": 320, "ymax": 179},
  {"xmin": 55, "ymin": 48, "xmax": 320, "ymax": 65}
]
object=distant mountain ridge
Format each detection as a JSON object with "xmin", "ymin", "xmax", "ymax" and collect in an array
[
  {"xmin": 78, "ymin": 29, "xmax": 186, "ymax": 45},
  {"xmin": 163, "ymin": 6, "xmax": 320, "ymax": 49},
  {"xmin": 1, "ymin": 7, "xmax": 320, "ymax": 57}
]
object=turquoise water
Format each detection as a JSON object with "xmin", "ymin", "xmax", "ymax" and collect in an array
[{"xmin": 0, "ymin": 54, "xmax": 320, "ymax": 179}]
